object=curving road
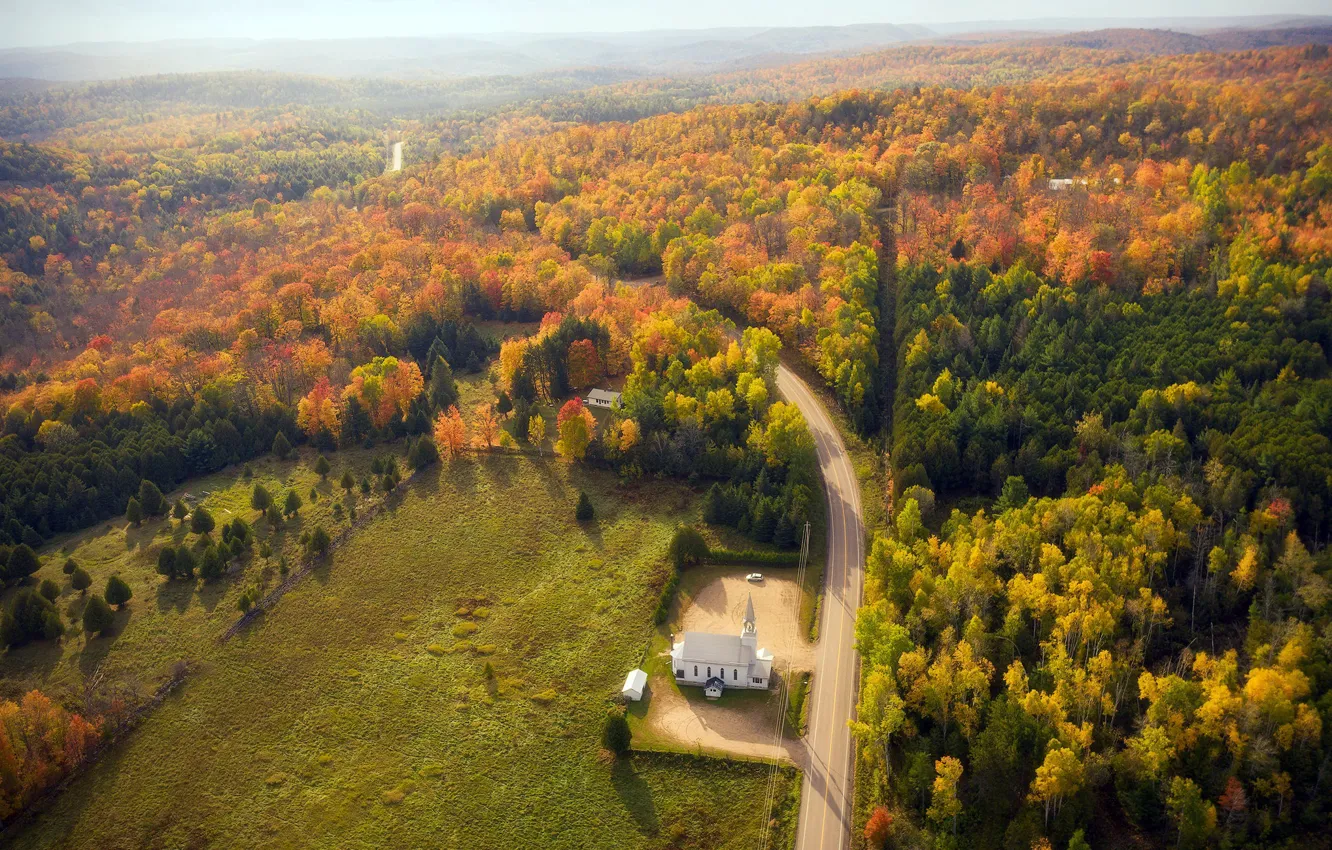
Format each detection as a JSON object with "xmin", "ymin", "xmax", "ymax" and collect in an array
[{"xmin": 776, "ymin": 363, "xmax": 865, "ymax": 850}]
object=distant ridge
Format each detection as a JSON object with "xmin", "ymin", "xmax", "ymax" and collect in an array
[{"xmin": 2, "ymin": 16, "xmax": 1330, "ymax": 82}]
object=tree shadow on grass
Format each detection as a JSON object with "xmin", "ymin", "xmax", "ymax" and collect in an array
[
  {"xmin": 77, "ymin": 606, "xmax": 129, "ymax": 677},
  {"xmin": 611, "ymin": 756, "xmax": 660, "ymax": 835},
  {"xmin": 196, "ymin": 579, "xmax": 227, "ymax": 614},
  {"xmin": 154, "ymin": 578, "xmax": 192, "ymax": 616}
]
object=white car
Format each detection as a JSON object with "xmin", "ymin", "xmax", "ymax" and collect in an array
[{"xmin": 746, "ymin": 573, "xmax": 764, "ymax": 583}]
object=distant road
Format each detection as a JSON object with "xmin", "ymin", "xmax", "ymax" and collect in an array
[
  {"xmin": 387, "ymin": 141, "xmax": 402, "ymax": 173},
  {"xmin": 776, "ymin": 364, "xmax": 865, "ymax": 850}
]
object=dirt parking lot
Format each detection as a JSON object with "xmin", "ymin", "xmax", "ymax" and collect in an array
[
  {"xmin": 674, "ymin": 567, "xmax": 815, "ymax": 672},
  {"xmin": 635, "ymin": 566, "xmax": 817, "ymax": 763}
]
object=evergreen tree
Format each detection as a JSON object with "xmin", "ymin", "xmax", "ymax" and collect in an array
[
  {"xmin": 199, "ymin": 546, "xmax": 224, "ymax": 582},
  {"xmin": 575, "ymin": 491, "xmax": 595, "ymax": 521},
  {"xmin": 62, "ymin": 557, "xmax": 77, "ymax": 575},
  {"xmin": 125, "ymin": 497, "xmax": 143, "ymax": 527},
  {"xmin": 251, "ymin": 483, "xmax": 272, "ymax": 514},
  {"xmin": 70, "ymin": 566, "xmax": 92, "ymax": 593},
  {"xmin": 284, "ymin": 490, "xmax": 303, "ymax": 517},
  {"xmin": 272, "ymin": 431, "xmax": 292, "ymax": 460},
  {"xmin": 82, "ymin": 594, "xmax": 114, "ymax": 635},
  {"xmin": 340, "ymin": 470, "xmax": 355, "ymax": 492},
  {"xmin": 307, "ymin": 526, "xmax": 331, "ymax": 556},
  {"xmin": 138, "ymin": 479, "xmax": 167, "ymax": 516},
  {"xmin": 174, "ymin": 547, "xmax": 196, "ymax": 579},
  {"xmin": 157, "ymin": 547, "xmax": 176, "ymax": 579},
  {"xmin": 105, "ymin": 575, "xmax": 132, "ymax": 608},
  {"xmin": 173, "ymin": 499, "xmax": 189, "ymax": 525},
  {"xmin": 5, "ymin": 543, "xmax": 41, "ymax": 584},
  {"xmin": 314, "ymin": 455, "xmax": 331, "ymax": 478},
  {"xmin": 191, "ymin": 506, "xmax": 216, "ymax": 535},
  {"xmin": 39, "ymin": 578, "xmax": 60, "ymax": 602},
  {"xmin": 1, "ymin": 589, "xmax": 63, "ymax": 646},
  {"xmin": 428, "ymin": 355, "xmax": 458, "ymax": 411},
  {"xmin": 602, "ymin": 710, "xmax": 631, "ymax": 756}
]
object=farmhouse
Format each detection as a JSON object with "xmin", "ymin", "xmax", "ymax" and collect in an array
[
  {"xmin": 671, "ymin": 595, "xmax": 774, "ymax": 697},
  {"xmin": 585, "ymin": 388, "xmax": 622, "ymax": 409}
]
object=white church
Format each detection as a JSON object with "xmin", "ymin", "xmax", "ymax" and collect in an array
[{"xmin": 671, "ymin": 595, "xmax": 774, "ymax": 698}]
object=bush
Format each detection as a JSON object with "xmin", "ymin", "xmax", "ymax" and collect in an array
[
  {"xmin": 191, "ymin": 506, "xmax": 215, "ymax": 535},
  {"xmin": 70, "ymin": 566, "xmax": 92, "ymax": 593},
  {"xmin": 307, "ymin": 526, "xmax": 331, "ymax": 557},
  {"xmin": 38, "ymin": 578, "xmax": 60, "ymax": 601},
  {"xmin": 125, "ymin": 497, "xmax": 143, "ymax": 527},
  {"xmin": 575, "ymin": 491, "xmax": 594, "ymax": 521},
  {"xmin": 601, "ymin": 710, "xmax": 631, "ymax": 756},
  {"xmin": 1, "ymin": 589, "xmax": 63, "ymax": 647},
  {"xmin": 272, "ymin": 431, "xmax": 292, "ymax": 460},
  {"xmin": 667, "ymin": 526, "xmax": 710, "ymax": 569},
  {"xmin": 82, "ymin": 594, "xmax": 114, "ymax": 635},
  {"xmin": 157, "ymin": 548, "xmax": 176, "ymax": 578},
  {"xmin": 5, "ymin": 543, "xmax": 41, "ymax": 584},
  {"xmin": 706, "ymin": 548, "xmax": 800, "ymax": 566},
  {"xmin": 62, "ymin": 557, "xmax": 77, "ymax": 575},
  {"xmin": 105, "ymin": 575, "xmax": 132, "ymax": 608},
  {"xmin": 173, "ymin": 499, "xmax": 188, "ymax": 523},
  {"xmin": 408, "ymin": 437, "xmax": 439, "ymax": 470}
]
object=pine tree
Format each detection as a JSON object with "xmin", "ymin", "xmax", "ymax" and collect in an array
[
  {"xmin": 105, "ymin": 575, "xmax": 132, "ymax": 608},
  {"xmin": 602, "ymin": 710, "xmax": 631, "ymax": 756},
  {"xmin": 272, "ymin": 431, "xmax": 292, "ymax": 460},
  {"xmin": 82, "ymin": 594, "xmax": 114, "ymax": 635},
  {"xmin": 314, "ymin": 455, "xmax": 331, "ymax": 478},
  {"xmin": 5, "ymin": 544, "xmax": 41, "ymax": 584},
  {"xmin": 173, "ymin": 499, "xmax": 189, "ymax": 524},
  {"xmin": 428, "ymin": 355, "xmax": 458, "ymax": 411},
  {"xmin": 251, "ymin": 483, "xmax": 272, "ymax": 514},
  {"xmin": 191, "ymin": 506, "xmax": 215, "ymax": 535},
  {"xmin": 575, "ymin": 491, "xmax": 594, "ymax": 521},
  {"xmin": 138, "ymin": 479, "xmax": 166, "ymax": 516},
  {"xmin": 125, "ymin": 497, "xmax": 143, "ymax": 527},
  {"xmin": 284, "ymin": 490, "xmax": 303, "ymax": 517}
]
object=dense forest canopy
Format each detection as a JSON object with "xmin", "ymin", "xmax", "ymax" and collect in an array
[{"xmin": 0, "ymin": 34, "xmax": 1330, "ymax": 849}]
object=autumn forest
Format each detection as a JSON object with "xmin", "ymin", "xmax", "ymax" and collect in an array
[{"xmin": 1, "ymin": 24, "xmax": 1331, "ymax": 850}]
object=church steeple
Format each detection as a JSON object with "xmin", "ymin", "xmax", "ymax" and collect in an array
[{"xmin": 742, "ymin": 594, "xmax": 756, "ymax": 636}]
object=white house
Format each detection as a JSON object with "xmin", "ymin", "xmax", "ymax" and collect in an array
[
  {"xmin": 585, "ymin": 388, "xmax": 622, "ymax": 409},
  {"xmin": 622, "ymin": 668, "xmax": 647, "ymax": 702},
  {"xmin": 670, "ymin": 595, "xmax": 774, "ymax": 698}
]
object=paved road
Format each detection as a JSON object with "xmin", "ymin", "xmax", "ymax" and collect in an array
[{"xmin": 776, "ymin": 363, "xmax": 865, "ymax": 850}]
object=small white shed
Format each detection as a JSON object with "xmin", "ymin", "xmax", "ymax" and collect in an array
[{"xmin": 622, "ymin": 668, "xmax": 648, "ymax": 701}]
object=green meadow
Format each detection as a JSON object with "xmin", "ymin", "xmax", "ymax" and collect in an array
[{"xmin": 3, "ymin": 449, "xmax": 797, "ymax": 848}]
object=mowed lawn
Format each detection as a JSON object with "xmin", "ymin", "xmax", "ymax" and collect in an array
[{"xmin": 6, "ymin": 454, "xmax": 797, "ymax": 849}]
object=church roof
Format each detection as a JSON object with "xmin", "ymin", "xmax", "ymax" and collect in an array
[
  {"xmin": 677, "ymin": 631, "xmax": 749, "ymax": 664},
  {"xmin": 744, "ymin": 594, "xmax": 755, "ymax": 624}
]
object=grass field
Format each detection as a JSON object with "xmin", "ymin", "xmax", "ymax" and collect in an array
[{"xmin": 3, "ymin": 450, "xmax": 798, "ymax": 848}]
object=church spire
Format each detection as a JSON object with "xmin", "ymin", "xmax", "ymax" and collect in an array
[{"xmin": 743, "ymin": 594, "xmax": 756, "ymax": 634}]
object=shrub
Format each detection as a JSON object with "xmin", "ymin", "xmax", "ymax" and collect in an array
[
  {"xmin": 70, "ymin": 566, "xmax": 92, "ymax": 593},
  {"xmin": 864, "ymin": 806, "xmax": 894, "ymax": 846},
  {"xmin": 306, "ymin": 526, "xmax": 331, "ymax": 556},
  {"xmin": 5, "ymin": 544, "xmax": 41, "ymax": 584},
  {"xmin": 1, "ymin": 589, "xmax": 63, "ymax": 646},
  {"xmin": 272, "ymin": 431, "xmax": 292, "ymax": 460},
  {"xmin": 174, "ymin": 547, "xmax": 197, "ymax": 579},
  {"xmin": 105, "ymin": 575, "xmax": 132, "ymax": 608},
  {"xmin": 157, "ymin": 548, "xmax": 176, "ymax": 578},
  {"xmin": 173, "ymin": 499, "xmax": 188, "ymax": 524},
  {"xmin": 667, "ymin": 526, "xmax": 709, "ymax": 569},
  {"xmin": 408, "ymin": 437, "xmax": 439, "ymax": 470},
  {"xmin": 124, "ymin": 497, "xmax": 142, "ymax": 527},
  {"xmin": 575, "ymin": 491, "xmax": 594, "ymax": 521},
  {"xmin": 62, "ymin": 557, "xmax": 77, "ymax": 575},
  {"xmin": 602, "ymin": 710, "xmax": 631, "ymax": 756},
  {"xmin": 82, "ymin": 594, "xmax": 114, "ymax": 635},
  {"xmin": 191, "ymin": 506, "xmax": 215, "ymax": 535},
  {"xmin": 314, "ymin": 455, "xmax": 331, "ymax": 478},
  {"xmin": 38, "ymin": 579, "xmax": 60, "ymax": 602}
]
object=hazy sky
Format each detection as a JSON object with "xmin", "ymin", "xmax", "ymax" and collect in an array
[{"xmin": 2, "ymin": 0, "xmax": 1326, "ymax": 49}]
